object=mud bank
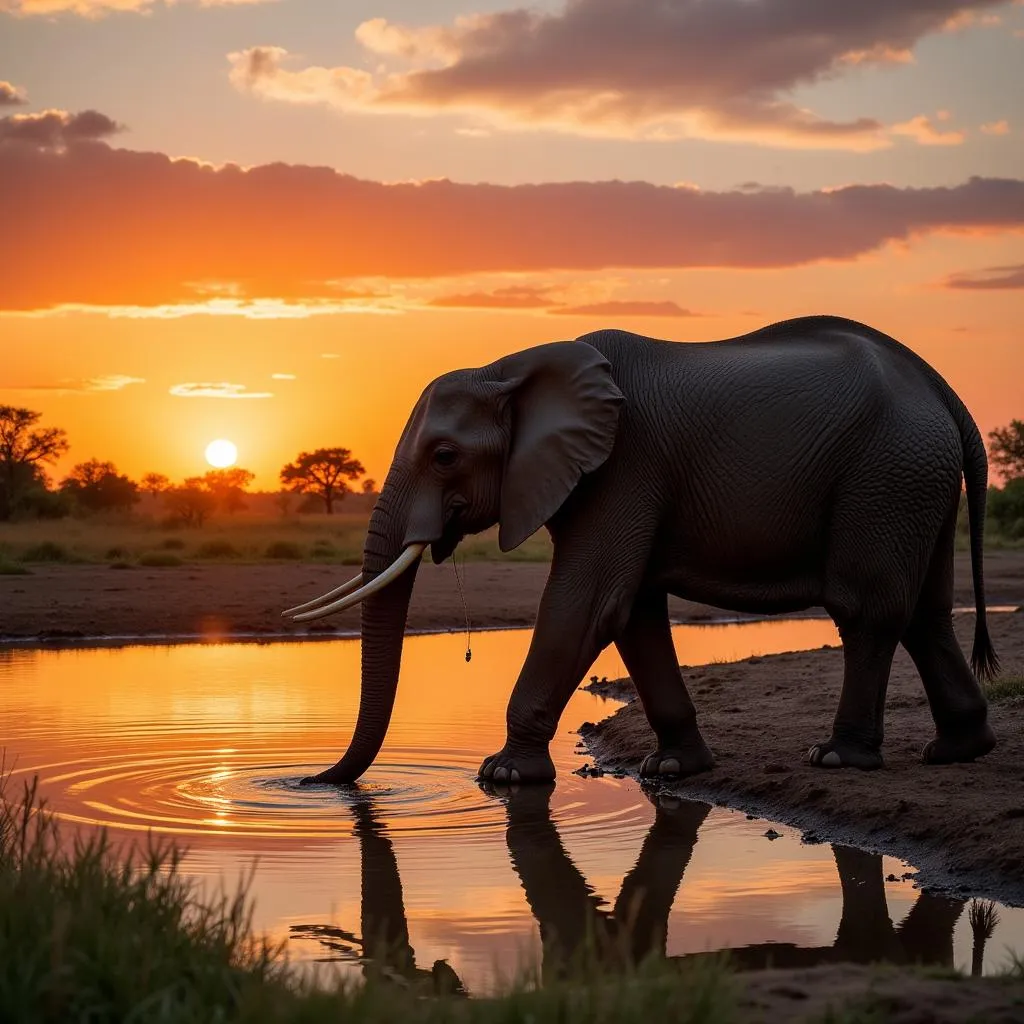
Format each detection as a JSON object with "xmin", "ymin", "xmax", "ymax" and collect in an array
[
  {"xmin": 582, "ymin": 611, "xmax": 1024, "ymax": 905},
  {"xmin": 2, "ymin": 550, "xmax": 1023, "ymax": 642}
]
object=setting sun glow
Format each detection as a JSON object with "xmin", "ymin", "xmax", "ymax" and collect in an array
[{"xmin": 205, "ymin": 439, "xmax": 238, "ymax": 469}]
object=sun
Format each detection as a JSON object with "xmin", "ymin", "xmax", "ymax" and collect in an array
[{"xmin": 205, "ymin": 439, "xmax": 238, "ymax": 469}]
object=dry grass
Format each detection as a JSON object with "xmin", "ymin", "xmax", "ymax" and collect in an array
[{"xmin": 0, "ymin": 513, "xmax": 553, "ymax": 568}]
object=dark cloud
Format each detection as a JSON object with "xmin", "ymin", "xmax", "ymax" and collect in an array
[
  {"xmin": 0, "ymin": 109, "xmax": 123, "ymax": 149},
  {"xmin": 0, "ymin": 82, "xmax": 27, "ymax": 107},
  {"xmin": 549, "ymin": 300, "xmax": 702, "ymax": 318},
  {"xmin": 0, "ymin": 132, "xmax": 1022, "ymax": 310},
  {"xmin": 235, "ymin": 0, "xmax": 1004, "ymax": 147},
  {"xmin": 944, "ymin": 263, "xmax": 1024, "ymax": 289},
  {"xmin": 428, "ymin": 285, "xmax": 553, "ymax": 308}
]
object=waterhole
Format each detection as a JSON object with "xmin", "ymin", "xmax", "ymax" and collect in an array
[{"xmin": 1, "ymin": 618, "xmax": 1020, "ymax": 993}]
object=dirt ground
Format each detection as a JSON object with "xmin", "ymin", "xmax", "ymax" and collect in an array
[
  {"xmin": 734, "ymin": 963, "xmax": 1024, "ymax": 1023},
  {"xmin": 1, "ymin": 550, "xmax": 1022, "ymax": 641},
  {"xmin": 583, "ymin": 610, "xmax": 1024, "ymax": 906}
]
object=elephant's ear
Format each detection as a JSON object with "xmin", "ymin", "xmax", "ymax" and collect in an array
[{"xmin": 495, "ymin": 340, "xmax": 624, "ymax": 552}]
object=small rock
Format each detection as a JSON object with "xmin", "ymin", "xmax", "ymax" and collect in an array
[
  {"xmin": 763, "ymin": 828, "xmax": 782, "ymax": 841},
  {"xmin": 886, "ymin": 873, "xmax": 899, "ymax": 882}
]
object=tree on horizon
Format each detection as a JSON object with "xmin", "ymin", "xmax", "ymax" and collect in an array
[
  {"xmin": 202, "ymin": 467, "xmax": 255, "ymax": 514},
  {"xmin": 141, "ymin": 472, "xmax": 171, "ymax": 498},
  {"xmin": 280, "ymin": 448, "xmax": 365, "ymax": 514},
  {"xmin": 989, "ymin": 420, "xmax": 1024, "ymax": 481},
  {"xmin": 0, "ymin": 406, "xmax": 69, "ymax": 521},
  {"xmin": 60, "ymin": 459, "xmax": 140, "ymax": 514}
]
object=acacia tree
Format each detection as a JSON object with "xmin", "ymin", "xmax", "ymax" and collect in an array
[
  {"xmin": 60, "ymin": 459, "xmax": 140, "ymax": 513},
  {"xmin": 0, "ymin": 406, "xmax": 69, "ymax": 520},
  {"xmin": 989, "ymin": 420, "xmax": 1024, "ymax": 480},
  {"xmin": 280, "ymin": 448, "xmax": 365, "ymax": 514},
  {"xmin": 141, "ymin": 472, "xmax": 171, "ymax": 498},
  {"xmin": 163, "ymin": 477, "xmax": 217, "ymax": 527},
  {"xmin": 202, "ymin": 467, "xmax": 255, "ymax": 514}
]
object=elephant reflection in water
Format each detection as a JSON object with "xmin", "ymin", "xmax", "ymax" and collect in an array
[
  {"xmin": 289, "ymin": 799, "xmax": 465, "ymax": 996},
  {"xmin": 499, "ymin": 785, "xmax": 971, "ymax": 980},
  {"xmin": 291, "ymin": 789, "xmax": 990, "ymax": 987}
]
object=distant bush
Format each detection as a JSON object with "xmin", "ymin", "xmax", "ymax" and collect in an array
[
  {"xmin": 264, "ymin": 541, "xmax": 304, "ymax": 559},
  {"xmin": 0, "ymin": 558, "xmax": 30, "ymax": 575},
  {"xmin": 137, "ymin": 552, "xmax": 183, "ymax": 568},
  {"xmin": 195, "ymin": 540, "xmax": 241, "ymax": 559},
  {"xmin": 105, "ymin": 546, "xmax": 129, "ymax": 560},
  {"xmin": 22, "ymin": 541, "xmax": 72, "ymax": 563},
  {"xmin": 160, "ymin": 537, "xmax": 186, "ymax": 551},
  {"xmin": 310, "ymin": 540, "xmax": 336, "ymax": 556}
]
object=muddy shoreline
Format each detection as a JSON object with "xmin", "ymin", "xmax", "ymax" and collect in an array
[
  {"xmin": 582, "ymin": 610, "xmax": 1024, "ymax": 907},
  {"xmin": 2, "ymin": 551, "xmax": 1023, "ymax": 642}
]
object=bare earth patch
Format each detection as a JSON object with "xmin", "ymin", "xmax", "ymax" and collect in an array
[
  {"xmin": 1, "ymin": 551, "xmax": 1021, "ymax": 641},
  {"xmin": 583, "ymin": 611, "xmax": 1024, "ymax": 905}
]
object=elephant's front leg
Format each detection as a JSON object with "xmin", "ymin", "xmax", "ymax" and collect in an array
[
  {"xmin": 479, "ymin": 562, "xmax": 640, "ymax": 784},
  {"xmin": 615, "ymin": 589, "xmax": 714, "ymax": 779}
]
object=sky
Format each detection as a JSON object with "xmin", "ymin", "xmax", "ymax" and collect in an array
[{"xmin": 1, "ymin": 0, "xmax": 1022, "ymax": 489}]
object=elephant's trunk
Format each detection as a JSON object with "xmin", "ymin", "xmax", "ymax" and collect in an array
[{"xmin": 302, "ymin": 479, "xmax": 420, "ymax": 785}]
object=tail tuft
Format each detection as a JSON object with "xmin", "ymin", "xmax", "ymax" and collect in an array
[{"xmin": 972, "ymin": 622, "xmax": 1000, "ymax": 683}]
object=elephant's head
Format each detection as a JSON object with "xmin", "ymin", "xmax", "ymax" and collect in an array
[{"xmin": 288, "ymin": 340, "xmax": 624, "ymax": 784}]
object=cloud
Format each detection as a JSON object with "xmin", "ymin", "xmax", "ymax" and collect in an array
[
  {"xmin": 980, "ymin": 119, "xmax": 1010, "ymax": 135},
  {"xmin": 84, "ymin": 374, "xmax": 145, "ymax": 390},
  {"xmin": 4, "ymin": 0, "xmax": 274, "ymax": 17},
  {"xmin": 428, "ymin": 285, "xmax": 553, "ymax": 309},
  {"xmin": 549, "ymin": 300, "xmax": 702, "ymax": 318},
  {"xmin": 943, "ymin": 263, "xmax": 1024, "ymax": 289},
  {"xmin": 0, "ymin": 108, "xmax": 122, "ymax": 149},
  {"xmin": 169, "ymin": 382, "xmax": 274, "ymax": 399},
  {"xmin": 229, "ymin": 0, "xmax": 1007, "ymax": 149},
  {"xmin": 271, "ymin": 372, "xmax": 296, "ymax": 380},
  {"xmin": 0, "ymin": 373, "xmax": 145, "ymax": 395},
  {"xmin": 890, "ymin": 114, "xmax": 965, "ymax": 146},
  {"xmin": 1, "ymin": 131, "xmax": 1023, "ymax": 311},
  {"xmin": 320, "ymin": 353, "xmax": 341, "ymax": 359},
  {"xmin": 0, "ymin": 82, "xmax": 27, "ymax": 107}
]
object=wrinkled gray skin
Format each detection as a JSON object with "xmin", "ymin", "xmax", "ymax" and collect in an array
[{"xmin": 305, "ymin": 315, "xmax": 998, "ymax": 786}]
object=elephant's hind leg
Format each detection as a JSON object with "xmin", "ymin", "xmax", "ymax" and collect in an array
[
  {"xmin": 614, "ymin": 590, "xmax": 714, "ymax": 779},
  {"xmin": 807, "ymin": 620, "xmax": 902, "ymax": 770},
  {"xmin": 901, "ymin": 517, "xmax": 994, "ymax": 764}
]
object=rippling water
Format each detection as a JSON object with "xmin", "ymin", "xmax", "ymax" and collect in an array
[{"xmin": 1, "ymin": 619, "xmax": 1021, "ymax": 992}]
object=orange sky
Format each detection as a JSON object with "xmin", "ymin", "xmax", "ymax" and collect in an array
[{"xmin": 1, "ymin": 1, "xmax": 1022, "ymax": 488}]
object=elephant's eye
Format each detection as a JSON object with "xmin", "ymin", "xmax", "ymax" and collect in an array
[{"xmin": 433, "ymin": 446, "xmax": 458, "ymax": 468}]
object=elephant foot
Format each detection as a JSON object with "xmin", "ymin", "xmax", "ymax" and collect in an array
[
  {"xmin": 639, "ymin": 737, "xmax": 714, "ymax": 778},
  {"xmin": 922, "ymin": 722, "xmax": 996, "ymax": 765},
  {"xmin": 806, "ymin": 737, "xmax": 884, "ymax": 770},
  {"xmin": 478, "ymin": 746, "xmax": 555, "ymax": 784}
]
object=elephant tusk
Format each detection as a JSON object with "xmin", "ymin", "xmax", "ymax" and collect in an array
[
  {"xmin": 281, "ymin": 573, "xmax": 365, "ymax": 618},
  {"xmin": 288, "ymin": 544, "xmax": 427, "ymax": 622}
]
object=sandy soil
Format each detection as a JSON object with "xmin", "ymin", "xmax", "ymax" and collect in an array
[
  {"xmin": 583, "ymin": 610, "xmax": 1024, "ymax": 906},
  {"xmin": 735, "ymin": 963, "xmax": 1024, "ymax": 1023},
  {"xmin": 1, "ymin": 550, "xmax": 1022, "ymax": 641}
]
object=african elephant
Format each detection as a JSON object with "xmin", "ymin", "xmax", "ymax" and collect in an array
[{"xmin": 285, "ymin": 314, "xmax": 998, "ymax": 784}]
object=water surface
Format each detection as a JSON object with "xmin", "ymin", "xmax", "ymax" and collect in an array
[{"xmin": 1, "ymin": 619, "xmax": 1020, "ymax": 992}]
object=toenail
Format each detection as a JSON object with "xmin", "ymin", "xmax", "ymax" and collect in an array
[
  {"xmin": 807, "ymin": 746, "xmax": 820, "ymax": 763},
  {"xmin": 659, "ymin": 758, "xmax": 680, "ymax": 775},
  {"xmin": 821, "ymin": 751, "xmax": 842, "ymax": 767},
  {"xmin": 494, "ymin": 766, "xmax": 508, "ymax": 781},
  {"xmin": 510, "ymin": 769, "xmax": 520, "ymax": 783}
]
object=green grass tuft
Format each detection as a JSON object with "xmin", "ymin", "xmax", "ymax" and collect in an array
[
  {"xmin": 985, "ymin": 672, "xmax": 1024, "ymax": 704},
  {"xmin": 21, "ymin": 541, "xmax": 73, "ymax": 563}
]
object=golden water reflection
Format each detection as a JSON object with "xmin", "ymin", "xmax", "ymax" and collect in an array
[{"xmin": 0, "ymin": 619, "xmax": 1019, "ymax": 992}]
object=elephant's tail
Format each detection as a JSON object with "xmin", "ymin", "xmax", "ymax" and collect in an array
[{"xmin": 957, "ymin": 408, "xmax": 1000, "ymax": 681}]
